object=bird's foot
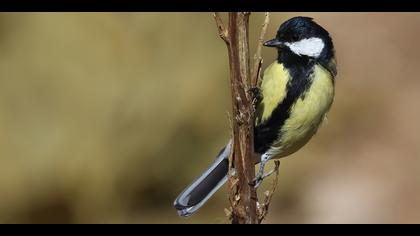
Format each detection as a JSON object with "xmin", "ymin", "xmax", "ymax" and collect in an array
[
  {"xmin": 250, "ymin": 153, "xmax": 271, "ymax": 188},
  {"xmin": 251, "ymin": 167, "xmax": 277, "ymax": 188},
  {"xmin": 248, "ymin": 87, "xmax": 261, "ymax": 97},
  {"xmin": 248, "ymin": 87, "xmax": 262, "ymax": 105},
  {"xmin": 251, "ymin": 176, "xmax": 263, "ymax": 188}
]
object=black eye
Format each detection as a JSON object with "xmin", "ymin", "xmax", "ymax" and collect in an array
[{"xmin": 292, "ymin": 35, "xmax": 299, "ymax": 41}]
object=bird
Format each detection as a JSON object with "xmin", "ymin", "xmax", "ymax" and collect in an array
[{"xmin": 174, "ymin": 16, "xmax": 337, "ymax": 217}]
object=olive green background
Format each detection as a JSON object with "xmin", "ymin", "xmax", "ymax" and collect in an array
[{"xmin": 0, "ymin": 13, "xmax": 419, "ymax": 223}]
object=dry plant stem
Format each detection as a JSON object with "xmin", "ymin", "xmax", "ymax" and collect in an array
[
  {"xmin": 228, "ymin": 12, "xmax": 258, "ymax": 224},
  {"xmin": 251, "ymin": 12, "xmax": 275, "ymax": 224},
  {"xmin": 214, "ymin": 12, "xmax": 258, "ymax": 224},
  {"xmin": 251, "ymin": 12, "xmax": 270, "ymax": 88},
  {"xmin": 214, "ymin": 13, "xmax": 229, "ymax": 44},
  {"xmin": 258, "ymin": 161, "xmax": 280, "ymax": 223},
  {"xmin": 214, "ymin": 12, "xmax": 273, "ymax": 224}
]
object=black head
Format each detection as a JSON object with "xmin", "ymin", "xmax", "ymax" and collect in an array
[{"xmin": 264, "ymin": 16, "xmax": 334, "ymax": 62}]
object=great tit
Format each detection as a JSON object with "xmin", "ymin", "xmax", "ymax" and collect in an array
[{"xmin": 174, "ymin": 16, "xmax": 337, "ymax": 217}]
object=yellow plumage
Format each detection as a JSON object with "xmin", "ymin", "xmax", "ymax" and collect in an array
[
  {"xmin": 257, "ymin": 62, "xmax": 289, "ymax": 123},
  {"xmin": 257, "ymin": 61, "xmax": 335, "ymax": 158}
]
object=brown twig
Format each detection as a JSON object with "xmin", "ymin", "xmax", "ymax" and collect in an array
[
  {"xmin": 213, "ymin": 13, "xmax": 229, "ymax": 44},
  {"xmin": 257, "ymin": 160, "xmax": 280, "ymax": 223},
  {"xmin": 215, "ymin": 12, "xmax": 258, "ymax": 224},
  {"xmin": 229, "ymin": 12, "xmax": 258, "ymax": 224},
  {"xmin": 251, "ymin": 12, "xmax": 270, "ymax": 88},
  {"xmin": 214, "ymin": 12, "xmax": 275, "ymax": 224}
]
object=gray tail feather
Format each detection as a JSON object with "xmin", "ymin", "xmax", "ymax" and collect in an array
[{"xmin": 174, "ymin": 140, "xmax": 232, "ymax": 217}]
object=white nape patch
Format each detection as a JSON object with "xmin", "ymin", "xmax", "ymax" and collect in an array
[{"xmin": 285, "ymin": 37, "xmax": 325, "ymax": 58}]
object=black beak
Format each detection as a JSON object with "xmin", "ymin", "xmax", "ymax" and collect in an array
[{"xmin": 263, "ymin": 38, "xmax": 284, "ymax": 47}]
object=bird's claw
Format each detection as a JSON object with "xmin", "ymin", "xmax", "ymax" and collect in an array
[
  {"xmin": 251, "ymin": 175, "xmax": 263, "ymax": 189},
  {"xmin": 251, "ymin": 167, "xmax": 277, "ymax": 189},
  {"xmin": 248, "ymin": 87, "xmax": 261, "ymax": 97},
  {"xmin": 248, "ymin": 87, "xmax": 262, "ymax": 105}
]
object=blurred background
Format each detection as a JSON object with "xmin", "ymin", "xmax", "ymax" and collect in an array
[{"xmin": 0, "ymin": 12, "xmax": 419, "ymax": 223}]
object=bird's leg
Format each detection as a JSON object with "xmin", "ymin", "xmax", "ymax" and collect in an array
[{"xmin": 252, "ymin": 153, "xmax": 271, "ymax": 188}]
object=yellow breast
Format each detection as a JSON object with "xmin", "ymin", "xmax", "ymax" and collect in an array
[
  {"xmin": 257, "ymin": 62, "xmax": 288, "ymax": 124},
  {"xmin": 265, "ymin": 64, "xmax": 335, "ymax": 158}
]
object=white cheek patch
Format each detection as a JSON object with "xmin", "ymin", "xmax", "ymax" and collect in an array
[{"xmin": 285, "ymin": 37, "xmax": 324, "ymax": 58}]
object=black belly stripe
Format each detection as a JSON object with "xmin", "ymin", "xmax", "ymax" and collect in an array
[{"xmin": 254, "ymin": 52, "xmax": 315, "ymax": 154}]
